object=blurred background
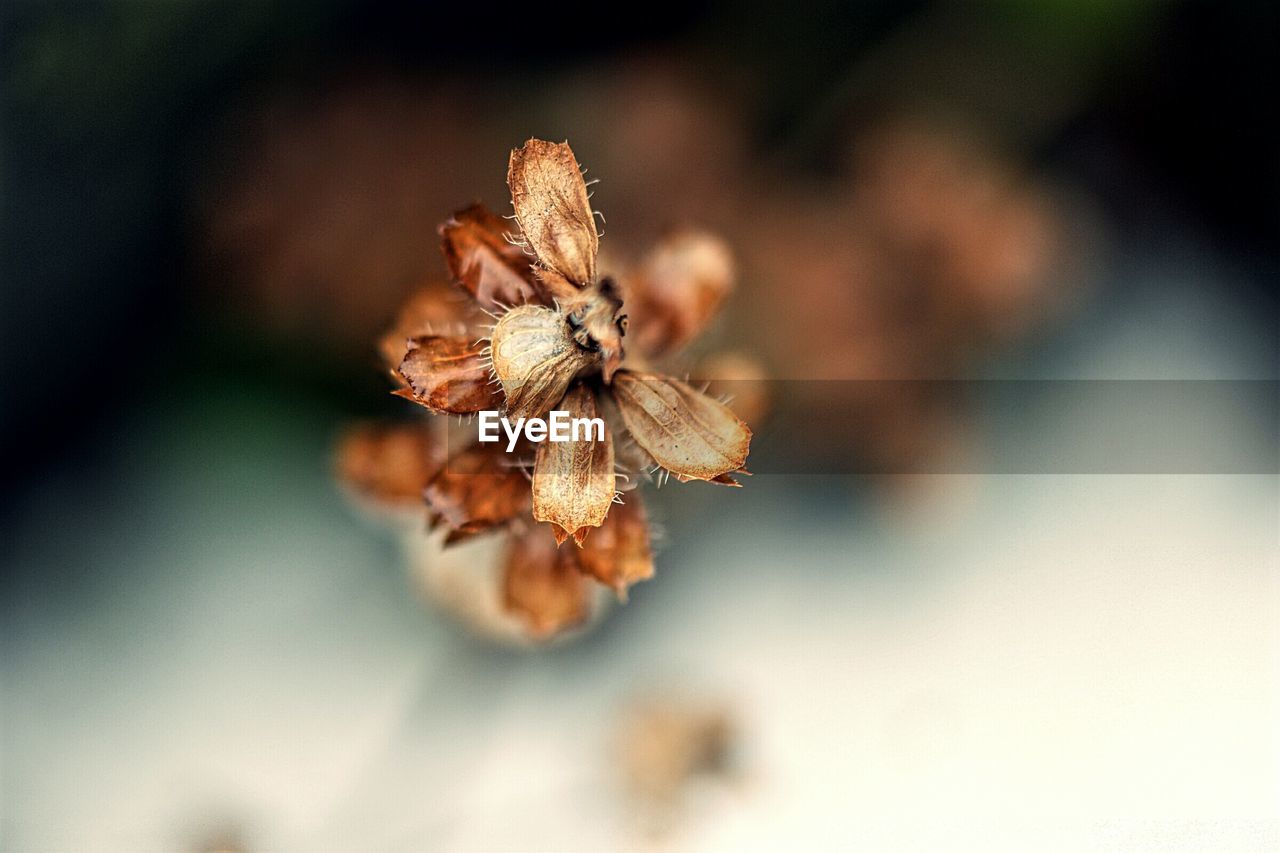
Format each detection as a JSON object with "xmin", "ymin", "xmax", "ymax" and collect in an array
[{"xmin": 2, "ymin": 1, "xmax": 1277, "ymax": 850}]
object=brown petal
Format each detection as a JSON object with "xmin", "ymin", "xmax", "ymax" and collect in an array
[
  {"xmin": 508, "ymin": 139, "xmax": 598, "ymax": 286},
  {"xmin": 490, "ymin": 305, "xmax": 595, "ymax": 420},
  {"xmin": 439, "ymin": 203, "xmax": 543, "ymax": 311},
  {"xmin": 625, "ymin": 231, "xmax": 733, "ymax": 356},
  {"xmin": 502, "ymin": 525, "xmax": 591, "ymax": 638},
  {"xmin": 397, "ymin": 335, "xmax": 504, "ymax": 414},
  {"xmin": 531, "ymin": 384, "xmax": 615, "ymax": 546},
  {"xmin": 335, "ymin": 422, "xmax": 444, "ymax": 506},
  {"xmin": 379, "ymin": 285, "xmax": 472, "ymax": 376},
  {"xmin": 611, "ymin": 371, "xmax": 752, "ymax": 482},
  {"xmin": 577, "ymin": 494, "xmax": 654, "ymax": 598},
  {"xmin": 424, "ymin": 442, "xmax": 530, "ymax": 539}
]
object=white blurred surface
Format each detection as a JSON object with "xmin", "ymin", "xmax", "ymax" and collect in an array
[{"xmin": 3, "ymin": 277, "xmax": 1277, "ymax": 851}]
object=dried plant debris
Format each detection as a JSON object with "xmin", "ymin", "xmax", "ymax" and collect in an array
[
  {"xmin": 615, "ymin": 694, "xmax": 742, "ymax": 834},
  {"xmin": 336, "ymin": 139, "xmax": 759, "ymax": 640}
]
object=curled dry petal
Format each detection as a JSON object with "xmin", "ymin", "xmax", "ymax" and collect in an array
[
  {"xmin": 532, "ymin": 384, "xmax": 615, "ymax": 546},
  {"xmin": 424, "ymin": 442, "xmax": 530, "ymax": 540},
  {"xmin": 508, "ymin": 139, "xmax": 598, "ymax": 286},
  {"xmin": 397, "ymin": 335, "xmax": 504, "ymax": 414},
  {"xmin": 439, "ymin": 203, "xmax": 542, "ymax": 311},
  {"xmin": 611, "ymin": 371, "xmax": 752, "ymax": 482},
  {"xmin": 379, "ymin": 285, "xmax": 471, "ymax": 377},
  {"xmin": 625, "ymin": 231, "xmax": 733, "ymax": 357},
  {"xmin": 335, "ymin": 422, "xmax": 443, "ymax": 506},
  {"xmin": 577, "ymin": 495, "xmax": 654, "ymax": 598},
  {"xmin": 502, "ymin": 525, "xmax": 591, "ymax": 637},
  {"xmin": 490, "ymin": 304, "xmax": 596, "ymax": 420}
]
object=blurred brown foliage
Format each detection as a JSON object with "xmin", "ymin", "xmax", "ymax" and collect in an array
[{"xmin": 204, "ymin": 59, "xmax": 1078, "ymax": 476}]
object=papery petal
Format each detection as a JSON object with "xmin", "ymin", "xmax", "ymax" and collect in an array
[
  {"xmin": 611, "ymin": 371, "xmax": 752, "ymax": 482},
  {"xmin": 502, "ymin": 524, "xmax": 591, "ymax": 638},
  {"xmin": 397, "ymin": 335, "xmax": 504, "ymax": 414},
  {"xmin": 439, "ymin": 203, "xmax": 543, "ymax": 311},
  {"xmin": 335, "ymin": 422, "xmax": 443, "ymax": 506},
  {"xmin": 379, "ymin": 285, "xmax": 472, "ymax": 377},
  {"xmin": 577, "ymin": 494, "xmax": 653, "ymax": 598},
  {"xmin": 508, "ymin": 139, "xmax": 598, "ymax": 286},
  {"xmin": 490, "ymin": 304, "xmax": 595, "ymax": 420},
  {"xmin": 424, "ymin": 442, "xmax": 530, "ymax": 539},
  {"xmin": 532, "ymin": 384, "xmax": 615, "ymax": 546},
  {"xmin": 624, "ymin": 231, "xmax": 733, "ymax": 357}
]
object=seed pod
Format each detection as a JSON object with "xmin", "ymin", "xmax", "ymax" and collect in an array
[
  {"xmin": 532, "ymin": 384, "xmax": 615, "ymax": 546},
  {"xmin": 625, "ymin": 230, "xmax": 734, "ymax": 358},
  {"xmin": 490, "ymin": 305, "xmax": 596, "ymax": 420},
  {"xmin": 423, "ymin": 443, "xmax": 531, "ymax": 541},
  {"xmin": 611, "ymin": 370, "xmax": 751, "ymax": 482},
  {"xmin": 576, "ymin": 495, "xmax": 654, "ymax": 598},
  {"xmin": 508, "ymin": 139, "xmax": 598, "ymax": 286},
  {"xmin": 335, "ymin": 421, "xmax": 444, "ymax": 507},
  {"xmin": 502, "ymin": 524, "xmax": 592, "ymax": 637}
]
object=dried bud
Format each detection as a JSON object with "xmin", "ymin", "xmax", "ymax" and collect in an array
[
  {"xmin": 612, "ymin": 371, "xmax": 751, "ymax": 482},
  {"xmin": 335, "ymin": 422, "xmax": 443, "ymax": 507},
  {"xmin": 397, "ymin": 335, "xmax": 504, "ymax": 414},
  {"xmin": 532, "ymin": 384, "xmax": 616, "ymax": 546},
  {"xmin": 508, "ymin": 139, "xmax": 598, "ymax": 286},
  {"xmin": 625, "ymin": 231, "xmax": 733, "ymax": 357},
  {"xmin": 423, "ymin": 443, "xmax": 530, "ymax": 540},
  {"xmin": 576, "ymin": 495, "xmax": 654, "ymax": 597},
  {"xmin": 502, "ymin": 525, "xmax": 592, "ymax": 637},
  {"xmin": 339, "ymin": 136, "xmax": 760, "ymax": 642},
  {"xmin": 489, "ymin": 305, "xmax": 596, "ymax": 420}
]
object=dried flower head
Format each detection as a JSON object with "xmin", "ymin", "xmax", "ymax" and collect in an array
[{"xmin": 338, "ymin": 139, "xmax": 756, "ymax": 639}]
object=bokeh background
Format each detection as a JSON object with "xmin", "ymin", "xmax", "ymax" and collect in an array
[{"xmin": 2, "ymin": 1, "xmax": 1277, "ymax": 850}]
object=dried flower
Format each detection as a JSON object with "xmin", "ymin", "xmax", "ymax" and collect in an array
[{"xmin": 338, "ymin": 139, "xmax": 755, "ymax": 638}]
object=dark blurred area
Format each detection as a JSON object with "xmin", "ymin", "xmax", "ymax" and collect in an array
[
  {"xmin": 2, "ymin": 2, "xmax": 1278, "ymax": 849},
  {"xmin": 3, "ymin": 0, "xmax": 1276, "ymax": 502}
]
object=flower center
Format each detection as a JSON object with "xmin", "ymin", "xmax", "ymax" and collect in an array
[{"xmin": 564, "ymin": 277, "xmax": 627, "ymax": 381}]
